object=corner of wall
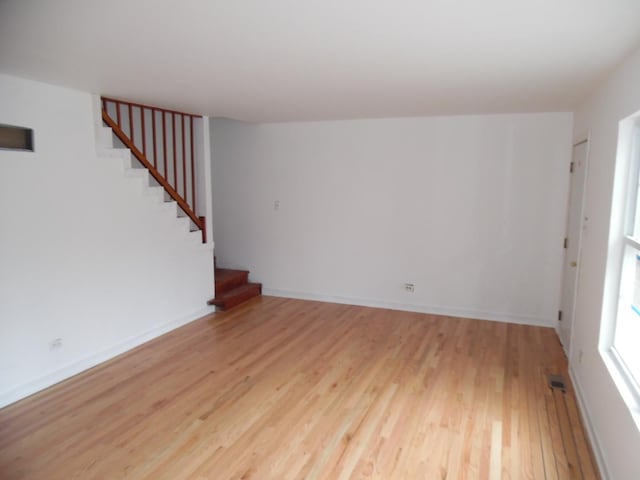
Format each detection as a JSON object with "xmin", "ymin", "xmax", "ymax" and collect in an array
[{"xmin": 201, "ymin": 115, "xmax": 215, "ymax": 248}]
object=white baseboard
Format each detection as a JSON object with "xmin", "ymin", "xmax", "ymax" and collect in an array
[
  {"xmin": 0, "ymin": 306, "xmax": 216, "ymax": 409},
  {"xmin": 262, "ymin": 288, "xmax": 554, "ymax": 327},
  {"xmin": 569, "ymin": 365, "xmax": 611, "ymax": 480}
]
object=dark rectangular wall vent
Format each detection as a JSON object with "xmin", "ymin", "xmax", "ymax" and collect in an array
[
  {"xmin": 548, "ymin": 374, "xmax": 567, "ymax": 392},
  {"xmin": 0, "ymin": 124, "xmax": 34, "ymax": 151}
]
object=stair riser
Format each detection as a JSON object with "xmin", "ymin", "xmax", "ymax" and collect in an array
[
  {"xmin": 215, "ymin": 271, "xmax": 249, "ymax": 294},
  {"xmin": 215, "ymin": 284, "xmax": 261, "ymax": 310}
]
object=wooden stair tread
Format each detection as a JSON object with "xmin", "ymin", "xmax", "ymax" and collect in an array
[
  {"xmin": 214, "ymin": 282, "xmax": 261, "ymax": 300},
  {"xmin": 215, "ymin": 267, "xmax": 250, "ymax": 279},
  {"xmin": 207, "ymin": 282, "xmax": 262, "ymax": 310},
  {"xmin": 214, "ymin": 268, "xmax": 250, "ymax": 295}
]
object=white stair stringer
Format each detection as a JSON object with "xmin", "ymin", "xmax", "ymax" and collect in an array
[
  {"xmin": 145, "ymin": 185, "xmax": 167, "ymax": 205},
  {"xmin": 96, "ymin": 137, "xmax": 207, "ymax": 250},
  {"xmin": 96, "ymin": 126, "xmax": 114, "ymax": 149}
]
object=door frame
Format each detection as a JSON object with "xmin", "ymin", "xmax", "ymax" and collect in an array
[{"xmin": 560, "ymin": 134, "xmax": 591, "ymax": 358}]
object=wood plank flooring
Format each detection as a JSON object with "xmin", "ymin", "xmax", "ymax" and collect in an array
[{"xmin": 0, "ymin": 296, "xmax": 600, "ymax": 479}]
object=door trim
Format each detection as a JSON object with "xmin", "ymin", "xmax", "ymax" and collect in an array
[{"xmin": 561, "ymin": 134, "xmax": 591, "ymax": 359}]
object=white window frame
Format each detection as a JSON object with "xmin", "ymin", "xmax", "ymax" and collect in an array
[{"xmin": 601, "ymin": 112, "xmax": 640, "ymax": 425}]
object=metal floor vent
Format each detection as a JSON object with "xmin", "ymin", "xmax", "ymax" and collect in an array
[{"xmin": 548, "ymin": 374, "xmax": 566, "ymax": 392}]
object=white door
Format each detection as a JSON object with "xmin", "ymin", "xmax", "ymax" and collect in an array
[{"xmin": 559, "ymin": 140, "xmax": 589, "ymax": 354}]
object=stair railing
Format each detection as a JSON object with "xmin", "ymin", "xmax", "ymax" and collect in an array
[{"xmin": 101, "ymin": 97, "xmax": 206, "ymax": 242}]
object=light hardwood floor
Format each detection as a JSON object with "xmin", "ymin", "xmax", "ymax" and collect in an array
[{"xmin": 0, "ymin": 296, "xmax": 599, "ymax": 479}]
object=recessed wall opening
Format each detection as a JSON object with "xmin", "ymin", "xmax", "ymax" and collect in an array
[{"xmin": 0, "ymin": 124, "xmax": 34, "ymax": 151}]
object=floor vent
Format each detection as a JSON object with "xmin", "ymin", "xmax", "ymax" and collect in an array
[{"xmin": 548, "ymin": 374, "xmax": 566, "ymax": 392}]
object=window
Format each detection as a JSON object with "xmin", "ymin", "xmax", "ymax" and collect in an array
[{"xmin": 606, "ymin": 113, "xmax": 640, "ymax": 407}]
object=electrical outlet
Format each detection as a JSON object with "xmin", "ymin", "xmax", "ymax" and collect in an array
[
  {"xmin": 404, "ymin": 283, "xmax": 415, "ymax": 293},
  {"xmin": 50, "ymin": 338, "xmax": 63, "ymax": 350},
  {"xmin": 274, "ymin": 200, "xmax": 280, "ymax": 211},
  {"xmin": 578, "ymin": 349, "xmax": 584, "ymax": 363}
]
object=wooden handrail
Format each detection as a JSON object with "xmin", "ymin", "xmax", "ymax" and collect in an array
[
  {"xmin": 101, "ymin": 99, "xmax": 206, "ymax": 243},
  {"xmin": 101, "ymin": 96, "xmax": 200, "ymax": 118}
]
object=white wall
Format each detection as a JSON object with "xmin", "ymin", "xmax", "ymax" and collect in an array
[
  {"xmin": 570, "ymin": 46, "xmax": 640, "ymax": 480},
  {"xmin": 211, "ymin": 113, "xmax": 572, "ymax": 326},
  {"xmin": 0, "ymin": 74, "xmax": 214, "ymax": 407}
]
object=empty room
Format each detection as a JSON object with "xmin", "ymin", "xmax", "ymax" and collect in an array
[{"xmin": 1, "ymin": 1, "xmax": 640, "ymax": 479}]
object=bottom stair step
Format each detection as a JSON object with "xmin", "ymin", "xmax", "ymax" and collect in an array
[
  {"xmin": 214, "ymin": 268, "xmax": 250, "ymax": 293},
  {"xmin": 207, "ymin": 282, "xmax": 262, "ymax": 310}
]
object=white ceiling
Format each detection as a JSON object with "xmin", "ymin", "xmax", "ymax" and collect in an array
[{"xmin": 1, "ymin": 0, "xmax": 639, "ymax": 122}]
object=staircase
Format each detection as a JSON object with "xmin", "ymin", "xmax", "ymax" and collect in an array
[
  {"xmin": 100, "ymin": 96, "xmax": 206, "ymax": 241},
  {"xmin": 208, "ymin": 260, "xmax": 262, "ymax": 310}
]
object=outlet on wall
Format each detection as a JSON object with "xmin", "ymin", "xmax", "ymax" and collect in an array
[
  {"xmin": 404, "ymin": 283, "xmax": 415, "ymax": 293},
  {"xmin": 50, "ymin": 338, "xmax": 63, "ymax": 350}
]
